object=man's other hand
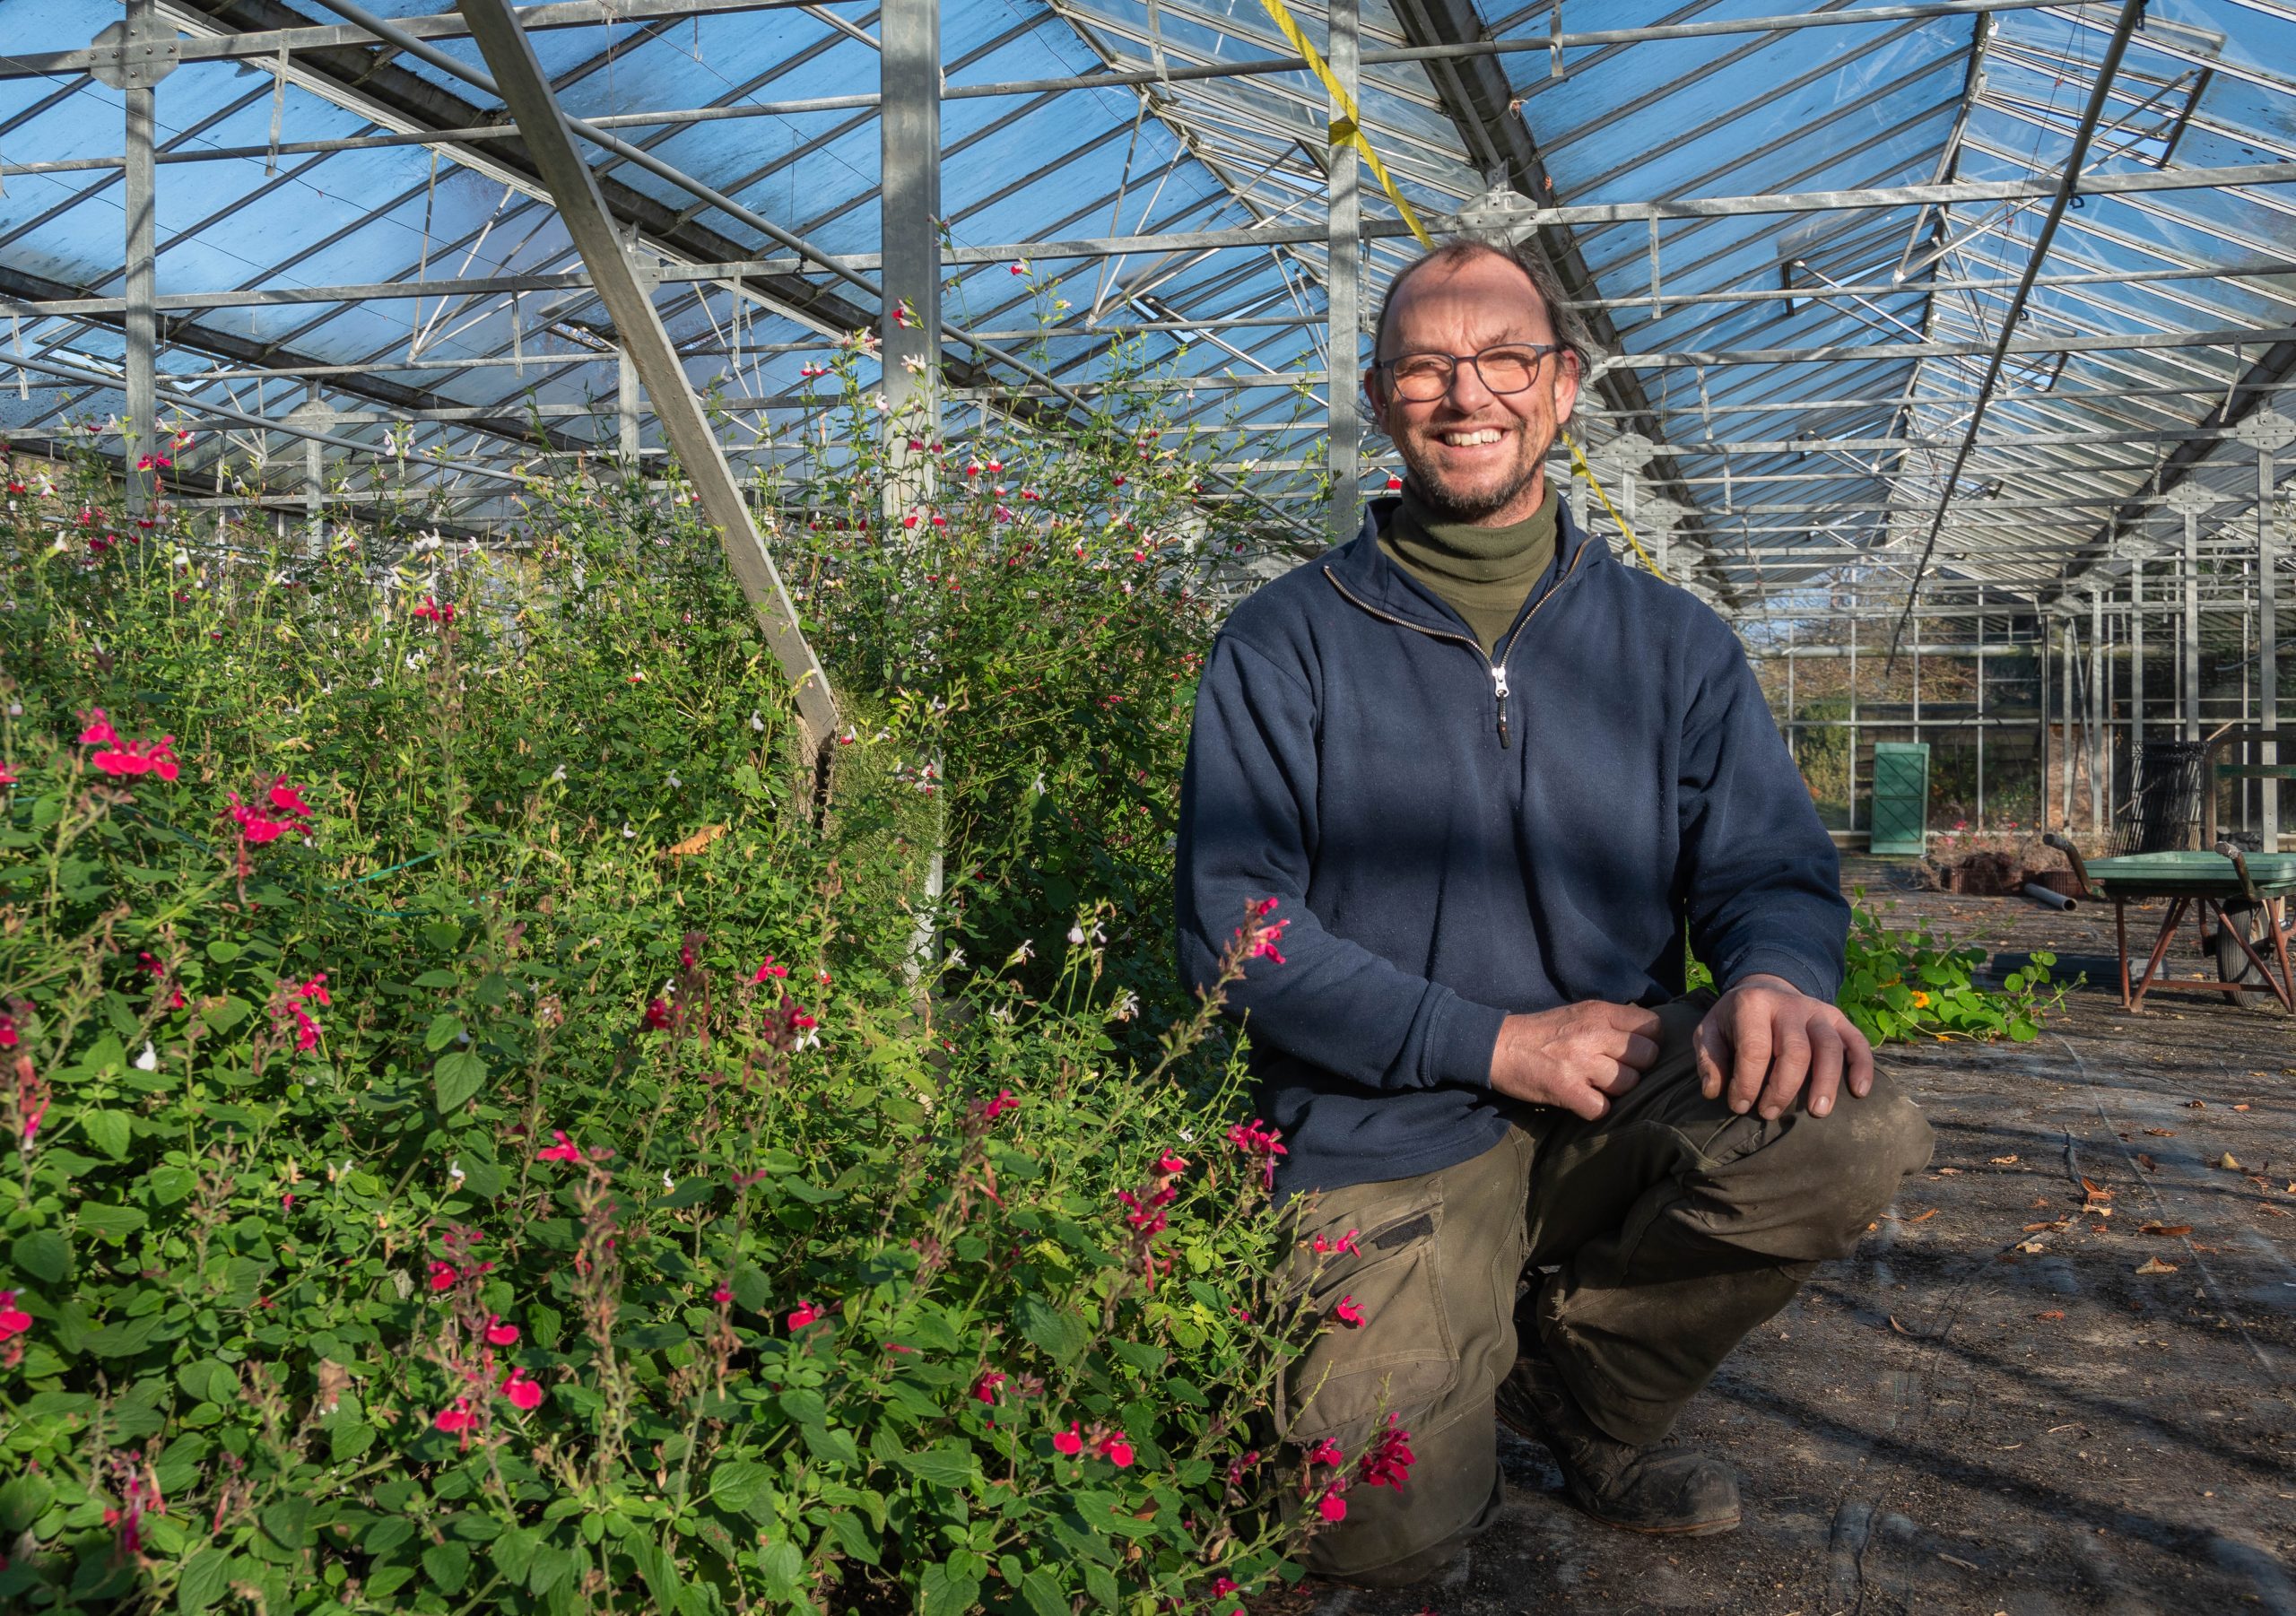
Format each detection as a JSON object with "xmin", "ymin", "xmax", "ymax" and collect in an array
[
  {"xmin": 1489, "ymin": 1002, "xmax": 1665, "ymax": 1120},
  {"xmin": 1694, "ymin": 974, "xmax": 1874, "ymax": 1122}
]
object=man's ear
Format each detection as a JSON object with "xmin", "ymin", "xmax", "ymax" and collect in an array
[
  {"xmin": 1553, "ymin": 351, "xmax": 1582, "ymax": 428},
  {"xmin": 1362, "ymin": 369, "xmax": 1389, "ymax": 437}
]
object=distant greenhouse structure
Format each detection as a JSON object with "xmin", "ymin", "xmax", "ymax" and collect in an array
[{"xmin": 4, "ymin": 0, "xmax": 2292, "ymax": 849}]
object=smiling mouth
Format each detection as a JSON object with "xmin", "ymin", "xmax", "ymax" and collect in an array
[{"xmin": 1437, "ymin": 428, "xmax": 1507, "ymax": 447}]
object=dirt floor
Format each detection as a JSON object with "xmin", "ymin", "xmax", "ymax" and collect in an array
[{"xmin": 1273, "ymin": 859, "xmax": 2296, "ymax": 1616}]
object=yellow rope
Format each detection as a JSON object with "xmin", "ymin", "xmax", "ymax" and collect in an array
[
  {"xmin": 1255, "ymin": 0, "xmax": 1435, "ymax": 249},
  {"xmin": 1562, "ymin": 431, "xmax": 1665, "ymax": 578}
]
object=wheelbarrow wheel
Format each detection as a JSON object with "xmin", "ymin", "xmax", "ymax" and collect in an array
[{"xmin": 2213, "ymin": 900, "xmax": 2266, "ymax": 987}]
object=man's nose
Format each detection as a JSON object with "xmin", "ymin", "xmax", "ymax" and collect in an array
[{"xmin": 1442, "ymin": 356, "xmax": 1500, "ymax": 410}]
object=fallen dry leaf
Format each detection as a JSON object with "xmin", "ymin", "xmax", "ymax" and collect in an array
[
  {"xmin": 1900, "ymin": 1208, "xmax": 1939, "ymax": 1223},
  {"xmin": 1989, "ymin": 1154, "xmax": 2021, "ymax": 1166},
  {"xmin": 2015, "ymin": 1238, "xmax": 2047, "ymax": 1254},
  {"xmin": 2022, "ymin": 1221, "xmax": 2063, "ymax": 1233},
  {"xmin": 2233, "ymin": 1103, "xmax": 2250, "ymax": 1112},
  {"xmin": 2263, "ymin": 1206, "xmax": 2291, "ymax": 1219},
  {"xmin": 2187, "ymin": 1099, "xmax": 2207, "ymax": 1109},
  {"xmin": 2138, "ymin": 1222, "xmax": 2192, "ymax": 1237},
  {"xmin": 2133, "ymin": 1256, "xmax": 2179, "ymax": 1275},
  {"xmin": 2220, "ymin": 1153, "xmax": 2242, "ymax": 1171},
  {"xmin": 1935, "ymin": 1167, "xmax": 1962, "ymax": 1177},
  {"xmin": 2137, "ymin": 1153, "xmax": 2159, "ymax": 1172},
  {"xmin": 2081, "ymin": 1177, "xmax": 2112, "ymax": 1199},
  {"xmin": 2030, "ymin": 1196, "xmax": 2053, "ymax": 1209},
  {"xmin": 665, "ymin": 822, "xmax": 728, "ymax": 857},
  {"xmin": 2035, "ymin": 1309, "xmax": 2066, "ymax": 1321},
  {"xmin": 2145, "ymin": 1128, "xmax": 2176, "ymax": 1137}
]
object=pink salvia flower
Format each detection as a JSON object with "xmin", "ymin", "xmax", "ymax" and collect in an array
[
  {"xmin": 1333, "ymin": 1296, "xmax": 1365, "ymax": 1327},
  {"xmin": 500, "ymin": 1368, "xmax": 544, "ymax": 1412},
  {"xmin": 268, "ymin": 778, "xmax": 313, "ymax": 819},
  {"xmin": 78, "ymin": 710, "xmax": 118, "ymax": 746},
  {"xmin": 786, "ymin": 1300, "xmax": 821, "ymax": 1330},
  {"xmin": 483, "ymin": 1315, "xmax": 519, "ymax": 1347},
  {"xmin": 752, "ymin": 956, "xmax": 789, "ymax": 982},
  {"xmin": 434, "ymin": 1399, "xmax": 476, "ymax": 1434},
  {"xmin": 0, "ymin": 1290, "xmax": 30, "ymax": 1342},
  {"xmin": 429, "ymin": 1261, "xmax": 457, "ymax": 1293},
  {"xmin": 1099, "ymin": 1433, "xmax": 1135, "ymax": 1468},
  {"xmin": 1357, "ymin": 1416, "xmax": 1415, "ymax": 1490},
  {"xmin": 1307, "ymin": 1438, "xmax": 1344, "ymax": 1468},
  {"xmin": 981, "ymin": 1088, "xmax": 1019, "ymax": 1122},
  {"xmin": 972, "ymin": 1370, "xmax": 1008, "ymax": 1404},
  {"xmin": 711, "ymin": 1283, "xmax": 733, "ymax": 1304},
  {"xmin": 1318, "ymin": 1490, "xmax": 1348, "ymax": 1523},
  {"xmin": 1153, "ymin": 1151, "xmax": 1189, "ymax": 1176},
  {"xmin": 535, "ymin": 1130, "xmax": 585, "ymax": 1163},
  {"xmin": 1051, "ymin": 1422, "xmax": 1084, "ymax": 1456}
]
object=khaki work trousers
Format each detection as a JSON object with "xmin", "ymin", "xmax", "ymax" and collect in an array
[{"xmin": 1277, "ymin": 996, "xmax": 1935, "ymax": 1580}]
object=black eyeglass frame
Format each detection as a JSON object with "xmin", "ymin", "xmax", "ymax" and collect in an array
[{"xmin": 1371, "ymin": 341, "xmax": 1574, "ymax": 401}]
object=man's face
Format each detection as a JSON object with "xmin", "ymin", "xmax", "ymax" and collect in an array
[{"xmin": 1363, "ymin": 252, "xmax": 1580, "ymax": 526}]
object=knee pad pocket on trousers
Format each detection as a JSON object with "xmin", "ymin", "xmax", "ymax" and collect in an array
[{"xmin": 1279, "ymin": 1197, "xmax": 1459, "ymax": 1450}]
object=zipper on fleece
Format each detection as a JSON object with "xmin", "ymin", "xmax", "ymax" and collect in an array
[{"xmin": 1324, "ymin": 537, "xmax": 1590, "ymax": 750}]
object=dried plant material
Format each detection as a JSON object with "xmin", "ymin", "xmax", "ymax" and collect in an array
[
  {"xmin": 1935, "ymin": 1167, "xmax": 1962, "ymax": 1176},
  {"xmin": 2015, "ymin": 1238, "xmax": 2046, "ymax": 1254},
  {"xmin": 2186, "ymin": 1099, "xmax": 2206, "ymax": 1109},
  {"xmin": 2219, "ymin": 1153, "xmax": 2242, "ymax": 1171},
  {"xmin": 1989, "ymin": 1154, "xmax": 2021, "ymax": 1166},
  {"xmin": 2138, "ymin": 1222, "xmax": 2192, "ymax": 1237},
  {"xmin": 2080, "ymin": 1177, "xmax": 2112, "ymax": 1200},
  {"xmin": 2137, "ymin": 1153, "xmax": 2159, "ymax": 1172},
  {"xmin": 2133, "ymin": 1256, "xmax": 2179, "ymax": 1275},
  {"xmin": 2022, "ymin": 1221, "xmax": 2062, "ymax": 1233},
  {"xmin": 2233, "ymin": 1103, "xmax": 2250, "ymax": 1112},
  {"xmin": 2035, "ymin": 1309, "xmax": 2065, "ymax": 1321},
  {"xmin": 665, "ymin": 822, "xmax": 728, "ymax": 857},
  {"xmin": 2144, "ymin": 1128, "xmax": 2175, "ymax": 1137},
  {"xmin": 1893, "ymin": 1208, "xmax": 1939, "ymax": 1224}
]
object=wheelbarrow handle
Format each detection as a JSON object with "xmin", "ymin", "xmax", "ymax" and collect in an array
[
  {"xmin": 2043, "ymin": 832, "xmax": 2096, "ymax": 899},
  {"xmin": 2213, "ymin": 840, "xmax": 2261, "ymax": 905}
]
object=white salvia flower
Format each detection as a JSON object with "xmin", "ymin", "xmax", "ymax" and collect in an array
[
  {"xmin": 133, "ymin": 1041, "xmax": 159, "ymax": 1073},
  {"xmin": 47, "ymin": 534, "xmax": 69, "ymax": 556},
  {"xmin": 796, "ymin": 1028, "xmax": 821, "ymax": 1051},
  {"xmin": 550, "ymin": 763, "xmax": 567, "ymax": 782},
  {"xmin": 1067, "ymin": 924, "xmax": 1086, "ymax": 946},
  {"xmin": 750, "ymin": 708, "xmax": 766, "ymax": 732},
  {"xmin": 988, "ymin": 1003, "xmax": 1014, "ymax": 1024},
  {"xmin": 1031, "ymin": 772, "xmax": 1048, "ymax": 795},
  {"xmin": 622, "ymin": 821, "xmax": 638, "ymax": 838},
  {"xmin": 662, "ymin": 1170, "xmax": 675, "ymax": 1192},
  {"xmin": 1109, "ymin": 990, "xmax": 1139, "ymax": 1023},
  {"xmin": 448, "ymin": 1160, "xmax": 465, "ymax": 1184},
  {"xmin": 405, "ymin": 651, "xmax": 425, "ymax": 670},
  {"xmin": 945, "ymin": 947, "xmax": 966, "ymax": 969},
  {"xmin": 665, "ymin": 771, "xmax": 683, "ymax": 788}
]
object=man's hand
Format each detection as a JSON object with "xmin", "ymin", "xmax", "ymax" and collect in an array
[
  {"xmin": 1694, "ymin": 973, "xmax": 1873, "ymax": 1121},
  {"xmin": 1489, "ymin": 1002, "xmax": 1665, "ymax": 1120}
]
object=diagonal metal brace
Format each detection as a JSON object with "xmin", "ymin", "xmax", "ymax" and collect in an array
[{"xmin": 455, "ymin": 0, "xmax": 839, "ymax": 757}]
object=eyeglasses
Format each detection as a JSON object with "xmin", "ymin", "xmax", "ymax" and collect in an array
[{"xmin": 1376, "ymin": 342, "xmax": 1570, "ymax": 403}]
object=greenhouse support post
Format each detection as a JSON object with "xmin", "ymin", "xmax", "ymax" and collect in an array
[
  {"xmin": 453, "ymin": 0, "xmax": 839, "ymax": 756},
  {"xmin": 1326, "ymin": 0, "xmax": 1361, "ymax": 548},
  {"xmin": 2239, "ymin": 412, "xmax": 2290, "ymax": 848},
  {"xmin": 882, "ymin": 0, "xmax": 946, "ymax": 989},
  {"xmin": 2090, "ymin": 586, "xmax": 2104, "ymax": 834},
  {"xmin": 2130, "ymin": 554, "xmax": 2144, "ymax": 767}
]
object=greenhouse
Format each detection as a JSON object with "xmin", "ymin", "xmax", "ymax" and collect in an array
[{"xmin": 2, "ymin": 0, "xmax": 2293, "ymax": 1612}]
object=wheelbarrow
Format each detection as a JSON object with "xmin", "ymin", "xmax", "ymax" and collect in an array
[{"xmin": 2043, "ymin": 834, "xmax": 2296, "ymax": 1012}]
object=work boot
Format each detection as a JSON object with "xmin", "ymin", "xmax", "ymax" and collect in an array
[{"xmin": 1494, "ymin": 1349, "xmax": 1742, "ymax": 1536}]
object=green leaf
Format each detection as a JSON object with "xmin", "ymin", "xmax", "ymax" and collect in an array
[
  {"xmin": 412, "ymin": 969, "xmax": 460, "ymax": 989},
  {"xmin": 422, "ymin": 1540, "xmax": 472, "ymax": 1594},
  {"xmin": 175, "ymin": 1548, "xmax": 232, "ymax": 1613},
  {"xmin": 1019, "ymin": 1568, "xmax": 1070, "ymax": 1616},
  {"xmin": 821, "ymin": 1509, "xmax": 880, "ymax": 1567},
  {"xmin": 709, "ymin": 1462, "xmax": 777, "ymax": 1519},
  {"xmin": 424, "ymin": 1012, "xmax": 466, "ymax": 1054},
  {"xmin": 918, "ymin": 1560, "xmax": 982, "ymax": 1616},
  {"xmin": 200, "ymin": 996, "xmax": 251, "ymax": 1035},
  {"xmin": 81, "ymin": 1108, "xmax": 134, "ymax": 1162},
  {"xmin": 891, "ymin": 1443, "xmax": 981, "ymax": 1492},
  {"xmin": 491, "ymin": 1528, "xmax": 539, "ymax": 1586},
  {"xmin": 0, "ymin": 1474, "xmax": 54, "ymax": 1533},
  {"xmin": 83, "ymin": 1314, "xmax": 161, "ymax": 1359},
  {"xmin": 757, "ymin": 1541, "xmax": 805, "ymax": 1602},
  {"xmin": 366, "ymin": 1566, "xmax": 414, "ymax": 1599},
  {"xmin": 259, "ymin": 1498, "xmax": 311, "ymax": 1550},
  {"xmin": 77, "ymin": 1203, "xmax": 148, "ymax": 1244},
  {"xmin": 432, "ymin": 1050, "xmax": 488, "ymax": 1113},
  {"xmin": 12, "ymin": 1228, "xmax": 70, "ymax": 1285},
  {"xmin": 528, "ymin": 1545, "xmax": 577, "ymax": 1597},
  {"xmin": 778, "ymin": 1388, "xmax": 830, "ymax": 1427},
  {"xmin": 1084, "ymin": 1562, "xmax": 1120, "ymax": 1609},
  {"xmin": 1019, "ymin": 1295, "xmax": 1089, "ymax": 1365},
  {"xmin": 330, "ymin": 1421, "xmax": 376, "ymax": 1464},
  {"xmin": 458, "ymin": 1154, "xmax": 505, "ymax": 1198}
]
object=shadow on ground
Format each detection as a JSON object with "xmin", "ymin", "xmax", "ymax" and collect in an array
[{"xmin": 1255, "ymin": 861, "xmax": 2296, "ymax": 1615}]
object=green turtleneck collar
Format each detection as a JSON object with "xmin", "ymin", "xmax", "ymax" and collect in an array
[{"xmin": 1376, "ymin": 482, "xmax": 1559, "ymax": 656}]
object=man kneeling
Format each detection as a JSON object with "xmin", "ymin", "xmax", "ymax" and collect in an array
[{"xmin": 1173, "ymin": 238, "xmax": 1934, "ymax": 1586}]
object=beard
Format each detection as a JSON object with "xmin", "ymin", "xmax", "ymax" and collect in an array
[{"xmin": 1396, "ymin": 430, "xmax": 1547, "ymax": 523}]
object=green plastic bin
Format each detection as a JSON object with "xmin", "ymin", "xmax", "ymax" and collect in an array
[{"xmin": 1869, "ymin": 742, "xmax": 1930, "ymax": 856}]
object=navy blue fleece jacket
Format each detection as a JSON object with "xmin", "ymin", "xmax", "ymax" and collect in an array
[{"xmin": 1174, "ymin": 496, "xmax": 1848, "ymax": 1196}]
